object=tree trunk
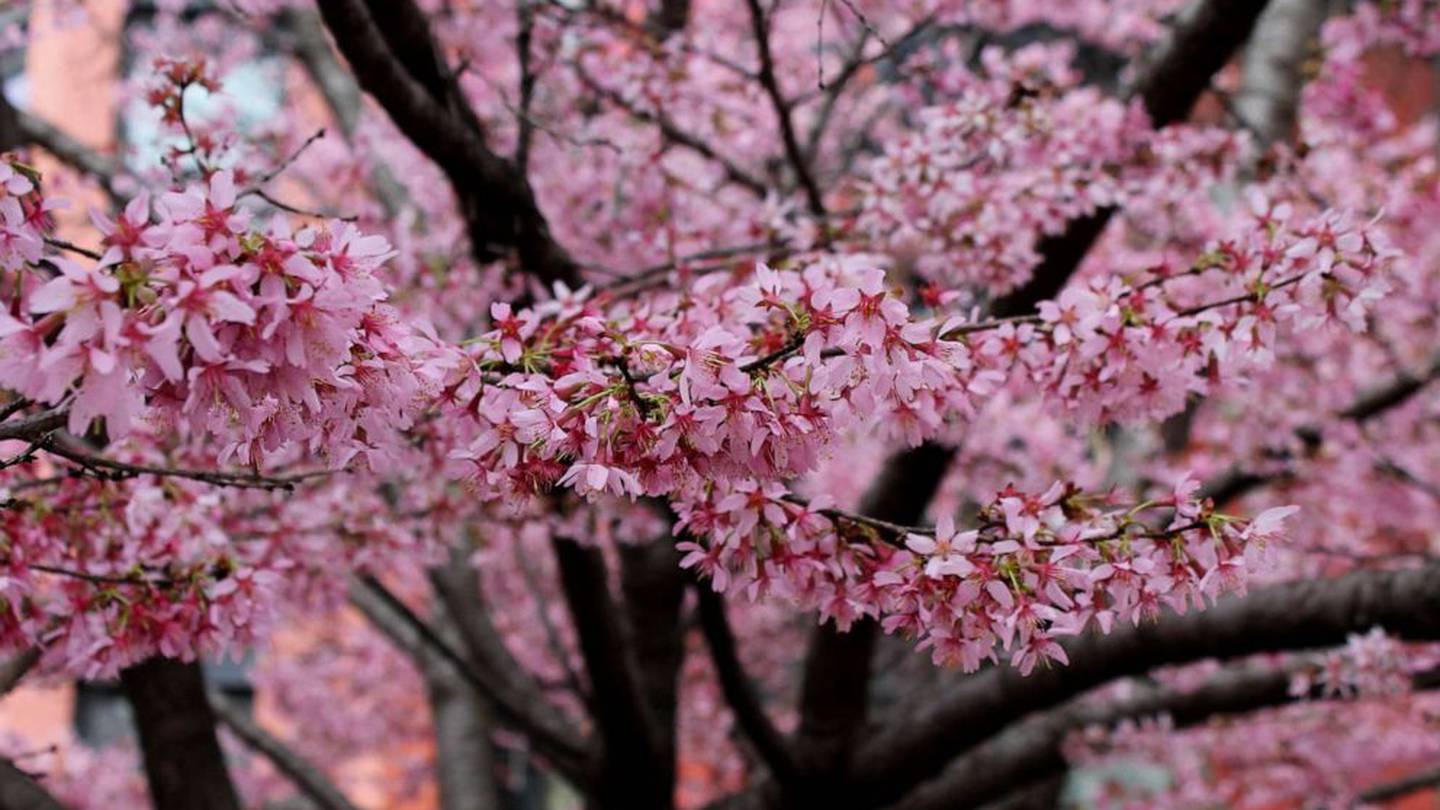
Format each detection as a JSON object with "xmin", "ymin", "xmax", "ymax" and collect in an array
[{"xmin": 121, "ymin": 657, "xmax": 241, "ymax": 810}]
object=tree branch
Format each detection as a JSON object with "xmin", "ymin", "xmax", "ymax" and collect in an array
[
  {"xmin": 0, "ymin": 648, "xmax": 39, "ymax": 696},
  {"xmin": 744, "ymin": 0, "xmax": 826, "ymax": 216},
  {"xmin": 1235, "ymin": 0, "xmax": 1328, "ymax": 146},
  {"xmin": 0, "ymin": 90, "xmax": 121, "ymax": 205},
  {"xmin": 853, "ymin": 563, "xmax": 1440, "ymax": 806},
  {"xmin": 1360, "ymin": 761, "xmax": 1440, "ymax": 805},
  {"xmin": 210, "ymin": 691, "xmax": 363, "ymax": 810},
  {"xmin": 696, "ymin": 585, "xmax": 796, "ymax": 779},
  {"xmin": 574, "ymin": 65, "xmax": 770, "ymax": 196},
  {"xmin": 618, "ymin": 539, "xmax": 687, "ymax": 800},
  {"xmin": 348, "ymin": 576, "xmax": 591, "ymax": 781},
  {"xmin": 314, "ymin": 0, "xmax": 580, "ymax": 289},
  {"xmin": 0, "ymin": 758, "xmax": 67, "ymax": 810},
  {"xmin": 551, "ymin": 537, "xmax": 668, "ymax": 809},
  {"xmin": 0, "ymin": 410, "xmax": 67, "ymax": 443},
  {"xmin": 783, "ymin": 442, "xmax": 953, "ymax": 803},
  {"xmin": 427, "ymin": 550, "xmax": 587, "ymax": 733},
  {"xmin": 645, "ymin": 0, "xmax": 691, "ymax": 38},
  {"xmin": 989, "ymin": 0, "xmax": 1274, "ymax": 319},
  {"xmin": 121, "ymin": 657, "xmax": 242, "ymax": 810},
  {"xmin": 1201, "ymin": 347, "xmax": 1440, "ymax": 504},
  {"xmin": 893, "ymin": 662, "xmax": 1440, "ymax": 810}
]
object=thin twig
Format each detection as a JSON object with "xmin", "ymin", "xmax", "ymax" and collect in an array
[
  {"xmin": 745, "ymin": 0, "xmax": 827, "ymax": 216},
  {"xmin": 42, "ymin": 439, "xmax": 337, "ymax": 491}
]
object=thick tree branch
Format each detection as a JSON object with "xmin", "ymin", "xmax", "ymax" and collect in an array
[
  {"xmin": 418, "ymin": 585, "xmax": 502, "ymax": 810},
  {"xmin": 977, "ymin": 776, "xmax": 1066, "ymax": 810},
  {"xmin": 1360, "ymin": 761, "xmax": 1440, "ymax": 805},
  {"xmin": 0, "ymin": 410, "xmax": 67, "ymax": 443},
  {"xmin": 781, "ymin": 442, "xmax": 953, "ymax": 804},
  {"xmin": 0, "ymin": 758, "xmax": 66, "ymax": 810},
  {"xmin": 645, "ymin": 0, "xmax": 691, "ymax": 38},
  {"xmin": 551, "ymin": 537, "xmax": 668, "ymax": 809},
  {"xmin": 1235, "ymin": 0, "xmax": 1328, "ymax": 146},
  {"xmin": 428, "ymin": 552, "xmax": 585, "ymax": 730},
  {"xmin": 121, "ymin": 657, "xmax": 241, "ymax": 810},
  {"xmin": 696, "ymin": 586, "xmax": 796, "ymax": 779},
  {"xmin": 314, "ymin": 0, "xmax": 580, "ymax": 288},
  {"xmin": 210, "ymin": 692, "xmax": 363, "ymax": 810},
  {"xmin": 424, "ymin": 553, "xmax": 522, "ymax": 810},
  {"xmin": 894, "ymin": 663, "xmax": 1440, "ymax": 810},
  {"xmin": 1201, "ymin": 348, "xmax": 1440, "ymax": 504},
  {"xmin": 990, "ymin": 0, "xmax": 1274, "ymax": 319},
  {"xmin": 357, "ymin": 0, "xmax": 461, "ymax": 109},
  {"xmin": 853, "ymin": 563, "xmax": 1440, "ymax": 806},
  {"xmin": 0, "ymin": 648, "xmax": 39, "ymax": 696},
  {"xmin": 618, "ymin": 540, "xmax": 687, "ymax": 801},
  {"xmin": 348, "ymin": 576, "xmax": 590, "ymax": 781}
]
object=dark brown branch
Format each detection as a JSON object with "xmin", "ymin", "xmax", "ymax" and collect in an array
[
  {"xmin": 0, "ymin": 758, "xmax": 67, "ymax": 810},
  {"xmin": 314, "ymin": 0, "xmax": 580, "ymax": 289},
  {"xmin": 889, "ymin": 663, "xmax": 1300, "ymax": 810},
  {"xmin": 696, "ymin": 585, "xmax": 796, "ymax": 779},
  {"xmin": 121, "ymin": 657, "xmax": 242, "ymax": 810},
  {"xmin": 0, "ymin": 410, "xmax": 67, "ymax": 443},
  {"xmin": 40, "ymin": 437, "xmax": 334, "ymax": 491},
  {"xmin": 0, "ymin": 648, "xmax": 39, "ymax": 696},
  {"xmin": 900, "ymin": 662, "xmax": 1440, "ymax": 810},
  {"xmin": 551, "ymin": 537, "xmax": 668, "ymax": 809},
  {"xmin": 574, "ymin": 65, "xmax": 769, "ymax": 197},
  {"xmin": 645, "ymin": 0, "xmax": 691, "ymax": 37},
  {"xmin": 348, "ymin": 576, "xmax": 591, "ymax": 781},
  {"xmin": 977, "ymin": 775, "xmax": 1066, "ymax": 810},
  {"xmin": 1130, "ymin": 0, "xmax": 1275, "ymax": 128},
  {"xmin": 618, "ymin": 540, "xmax": 687, "ymax": 800},
  {"xmin": 210, "ymin": 692, "xmax": 363, "ymax": 810},
  {"xmin": 785, "ymin": 442, "xmax": 952, "ymax": 803},
  {"xmin": 358, "ymin": 0, "xmax": 462, "ymax": 108},
  {"xmin": 1201, "ymin": 348, "xmax": 1440, "ymax": 504},
  {"xmin": 853, "ymin": 563, "xmax": 1440, "ymax": 807},
  {"xmin": 1342, "ymin": 348, "xmax": 1440, "ymax": 422},
  {"xmin": 988, "ymin": 0, "xmax": 1274, "ymax": 319},
  {"xmin": 744, "ymin": 0, "xmax": 826, "ymax": 216},
  {"xmin": 1359, "ymin": 762, "xmax": 1440, "ymax": 805}
]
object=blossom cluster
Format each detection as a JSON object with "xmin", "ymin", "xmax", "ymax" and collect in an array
[
  {"xmin": 677, "ymin": 476, "xmax": 1296, "ymax": 674},
  {"xmin": 857, "ymin": 43, "xmax": 1241, "ymax": 297},
  {"xmin": 0, "ymin": 467, "xmax": 279, "ymax": 678},
  {"xmin": 451, "ymin": 189, "xmax": 1393, "ymax": 515},
  {"xmin": 446, "ymin": 256, "xmax": 994, "ymax": 500},
  {"xmin": 1296, "ymin": 628, "xmax": 1430, "ymax": 699},
  {"xmin": 0, "ymin": 168, "xmax": 446, "ymax": 469}
]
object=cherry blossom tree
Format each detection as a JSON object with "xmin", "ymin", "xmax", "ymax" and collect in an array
[{"xmin": 0, "ymin": 0, "xmax": 1438, "ymax": 808}]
